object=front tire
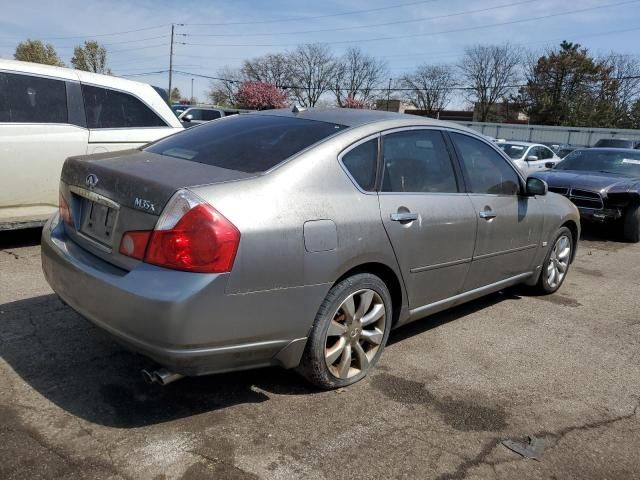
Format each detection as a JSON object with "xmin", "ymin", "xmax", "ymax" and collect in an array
[
  {"xmin": 623, "ymin": 203, "xmax": 640, "ymax": 243},
  {"xmin": 298, "ymin": 273, "xmax": 392, "ymax": 389},
  {"xmin": 534, "ymin": 226, "xmax": 573, "ymax": 294}
]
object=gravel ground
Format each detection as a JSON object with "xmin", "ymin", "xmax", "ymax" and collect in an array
[{"xmin": 1, "ymin": 226, "xmax": 639, "ymax": 479}]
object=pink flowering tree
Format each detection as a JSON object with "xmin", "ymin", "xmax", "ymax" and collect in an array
[
  {"xmin": 343, "ymin": 95, "xmax": 368, "ymax": 109},
  {"xmin": 236, "ymin": 81, "xmax": 288, "ymax": 110}
]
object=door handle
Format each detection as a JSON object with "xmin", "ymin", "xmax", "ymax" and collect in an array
[
  {"xmin": 390, "ymin": 212, "xmax": 419, "ymax": 222},
  {"xmin": 479, "ymin": 210, "xmax": 497, "ymax": 220}
]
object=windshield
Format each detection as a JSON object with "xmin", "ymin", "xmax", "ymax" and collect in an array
[
  {"xmin": 593, "ymin": 139, "xmax": 634, "ymax": 149},
  {"xmin": 555, "ymin": 149, "xmax": 640, "ymax": 177},
  {"xmin": 497, "ymin": 143, "xmax": 527, "ymax": 159},
  {"xmin": 146, "ymin": 114, "xmax": 347, "ymax": 173}
]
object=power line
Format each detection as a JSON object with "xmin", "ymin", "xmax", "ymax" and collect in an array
[
  {"xmin": 178, "ymin": 0, "xmax": 640, "ymax": 48},
  {"xmin": 180, "ymin": 0, "xmax": 538, "ymax": 38},
  {"xmin": 181, "ymin": 0, "xmax": 442, "ymax": 27},
  {"xmin": 0, "ymin": 24, "xmax": 168, "ymax": 41}
]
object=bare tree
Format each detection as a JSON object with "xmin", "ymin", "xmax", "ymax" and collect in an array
[
  {"xmin": 289, "ymin": 44, "xmax": 338, "ymax": 107},
  {"xmin": 332, "ymin": 47, "xmax": 388, "ymax": 107},
  {"xmin": 605, "ymin": 54, "xmax": 640, "ymax": 115},
  {"xmin": 459, "ymin": 44, "xmax": 521, "ymax": 121},
  {"xmin": 399, "ymin": 64, "xmax": 458, "ymax": 116},
  {"xmin": 242, "ymin": 53, "xmax": 293, "ymax": 89},
  {"xmin": 208, "ymin": 66, "xmax": 244, "ymax": 106}
]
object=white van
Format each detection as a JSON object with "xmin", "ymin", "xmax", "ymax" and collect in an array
[{"xmin": 0, "ymin": 59, "xmax": 183, "ymax": 230}]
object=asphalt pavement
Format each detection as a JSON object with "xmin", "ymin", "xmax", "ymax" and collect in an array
[{"xmin": 1, "ymin": 226, "xmax": 639, "ymax": 479}]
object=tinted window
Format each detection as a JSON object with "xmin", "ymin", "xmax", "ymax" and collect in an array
[
  {"xmin": 146, "ymin": 114, "xmax": 347, "ymax": 173},
  {"xmin": 451, "ymin": 133, "xmax": 520, "ymax": 195},
  {"xmin": 594, "ymin": 139, "xmax": 634, "ymax": 149},
  {"xmin": 82, "ymin": 84, "xmax": 166, "ymax": 128},
  {"xmin": 0, "ymin": 72, "xmax": 67, "ymax": 123},
  {"xmin": 200, "ymin": 110, "xmax": 221, "ymax": 121},
  {"xmin": 342, "ymin": 138, "xmax": 378, "ymax": 191},
  {"xmin": 381, "ymin": 130, "xmax": 458, "ymax": 193}
]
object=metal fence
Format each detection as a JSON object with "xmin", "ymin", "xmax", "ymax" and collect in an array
[{"xmin": 455, "ymin": 121, "xmax": 640, "ymax": 147}]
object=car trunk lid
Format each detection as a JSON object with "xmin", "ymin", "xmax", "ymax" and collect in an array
[{"xmin": 60, "ymin": 149, "xmax": 254, "ymax": 270}]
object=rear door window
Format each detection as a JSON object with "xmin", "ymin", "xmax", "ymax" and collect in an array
[
  {"xmin": 146, "ymin": 114, "xmax": 347, "ymax": 173},
  {"xmin": 0, "ymin": 72, "xmax": 68, "ymax": 123},
  {"xmin": 200, "ymin": 110, "xmax": 221, "ymax": 121},
  {"xmin": 381, "ymin": 129, "xmax": 458, "ymax": 193},
  {"xmin": 82, "ymin": 84, "xmax": 167, "ymax": 128}
]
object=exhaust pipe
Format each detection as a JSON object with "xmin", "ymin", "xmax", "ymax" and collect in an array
[{"xmin": 141, "ymin": 367, "xmax": 184, "ymax": 386}]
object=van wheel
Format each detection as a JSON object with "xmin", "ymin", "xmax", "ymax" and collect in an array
[
  {"xmin": 534, "ymin": 226, "xmax": 573, "ymax": 294},
  {"xmin": 298, "ymin": 274, "xmax": 392, "ymax": 389},
  {"xmin": 623, "ymin": 203, "xmax": 640, "ymax": 243}
]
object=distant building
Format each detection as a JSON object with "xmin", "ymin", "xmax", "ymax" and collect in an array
[
  {"xmin": 473, "ymin": 102, "xmax": 529, "ymax": 123},
  {"xmin": 404, "ymin": 110, "xmax": 474, "ymax": 122},
  {"xmin": 375, "ymin": 99, "xmax": 414, "ymax": 113}
]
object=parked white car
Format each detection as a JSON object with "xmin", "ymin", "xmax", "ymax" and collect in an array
[
  {"xmin": 0, "ymin": 59, "xmax": 183, "ymax": 230},
  {"xmin": 496, "ymin": 141, "xmax": 561, "ymax": 175}
]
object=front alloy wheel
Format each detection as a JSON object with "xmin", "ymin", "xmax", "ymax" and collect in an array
[
  {"xmin": 547, "ymin": 234, "xmax": 571, "ymax": 290},
  {"xmin": 535, "ymin": 226, "xmax": 573, "ymax": 294}
]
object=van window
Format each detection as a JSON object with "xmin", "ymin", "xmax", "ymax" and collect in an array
[
  {"xmin": 82, "ymin": 84, "xmax": 167, "ymax": 128},
  {"xmin": 0, "ymin": 72, "xmax": 68, "ymax": 123}
]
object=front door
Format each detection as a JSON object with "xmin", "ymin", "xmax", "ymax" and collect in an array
[
  {"xmin": 377, "ymin": 129, "xmax": 477, "ymax": 309},
  {"xmin": 449, "ymin": 132, "xmax": 544, "ymax": 291}
]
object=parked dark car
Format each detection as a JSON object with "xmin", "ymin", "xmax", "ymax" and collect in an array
[
  {"xmin": 592, "ymin": 138, "xmax": 638, "ymax": 149},
  {"xmin": 532, "ymin": 148, "xmax": 640, "ymax": 242}
]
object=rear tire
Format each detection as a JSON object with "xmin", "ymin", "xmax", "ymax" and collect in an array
[
  {"xmin": 298, "ymin": 273, "xmax": 392, "ymax": 390},
  {"xmin": 533, "ymin": 226, "xmax": 573, "ymax": 295},
  {"xmin": 623, "ymin": 203, "xmax": 640, "ymax": 243}
]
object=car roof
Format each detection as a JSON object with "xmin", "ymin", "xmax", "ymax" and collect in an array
[{"xmin": 250, "ymin": 107, "xmax": 477, "ymax": 133}]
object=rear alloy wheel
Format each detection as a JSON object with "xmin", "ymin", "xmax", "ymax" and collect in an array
[
  {"xmin": 299, "ymin": 274, "xmax": 392, "ymax": 389},
  {"xmin": 535, "ymin": 226, "xmax": 573, "ymax": 294}
]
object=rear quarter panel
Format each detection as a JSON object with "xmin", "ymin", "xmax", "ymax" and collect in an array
[{"xmin": 190, "ymin": 124, "xmax": 404, "ymax": 297}]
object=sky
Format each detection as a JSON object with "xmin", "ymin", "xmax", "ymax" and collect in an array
[{"xmin": 1, "ymin": 0, "xmax": 639, "ymax": 107}]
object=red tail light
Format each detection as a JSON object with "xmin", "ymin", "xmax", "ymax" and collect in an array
[
  {"xmin": 59, "ymin": 192, "xmax": 72, "ymax": 225},
  {"xmin": 119, "ymin": 190, "xmax": 240, "ymax": 273}
]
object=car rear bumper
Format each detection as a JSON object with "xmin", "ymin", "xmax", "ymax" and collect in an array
[{"xmin": 41, "ymin": 214, "xmax": 323, "ymax": 376}]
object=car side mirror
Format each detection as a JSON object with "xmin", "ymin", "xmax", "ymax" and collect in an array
[
  {"xmin": 526, "ymin": 155, "xmax": 539, "ymax": 161},
  {"xmin": 526, "ymin": 177, "xmax": 548, "ymax": 196},
  {"xmin": 183, "ymin": 114, "xmax": 193, "ymax": 122},
  {"xmin": 545, "ymin": 161, "xmax": 555, "ymax": 169}
]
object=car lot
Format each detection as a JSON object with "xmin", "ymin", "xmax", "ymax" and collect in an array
[{"xmin": 1, "ymin": 227, "xmax": 639, "ymax": 479}]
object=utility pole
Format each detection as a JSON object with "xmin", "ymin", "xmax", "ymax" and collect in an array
[
  {"xmin": 386, "ymin": 77, "xmax": 392, "ymax": 111},
  {"xmin": 191, "ymin": 78, "xmax": 194, "ymax": 104},
  {"xmin": 168, "ymin": 23, "xmax": 175, "ymax": 104}
]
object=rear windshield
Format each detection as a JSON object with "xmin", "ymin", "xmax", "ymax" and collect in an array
[
  {"xmin": 146, "ymin": 114, "xmax": 347, "ymax": 173},
  {"xmin": 593, "ymin": 139, "xmax": 634, "ymax": 148}
]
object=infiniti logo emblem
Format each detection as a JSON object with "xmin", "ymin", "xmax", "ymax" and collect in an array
[{"xmin": 86, "ymin": 174, "xmax": 98, "ymax": 189}]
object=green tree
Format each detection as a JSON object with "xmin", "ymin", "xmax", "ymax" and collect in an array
[
  {"xmin": 170, "ymin": 87, "xmax": 182, "ymax": 103},
  {"xmin": 519, "ymin": 41, "xmax": 618, "ymax": 127},
  {"xmin": 14, "ymin": 39, "xmax": 64, "ymax": 66},
  {"xmin": 71, "ymin": 41, "xmax": 111, "ymax": 74}
]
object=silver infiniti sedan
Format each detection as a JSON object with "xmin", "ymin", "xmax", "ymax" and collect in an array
[{"xmin": 41, "ymin": 108, "xmax": 580, "ymax": 389}]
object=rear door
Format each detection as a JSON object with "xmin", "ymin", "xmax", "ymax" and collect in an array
[
  {"xmin": 0, "ymin": 72, "xmax": 88, "ymax": 225},
  {"xmin": 81, "ymin": 84, "xmax": 177, "ymax": 153},
  {"xmin": 449, "ymin": 132, "xmax": 544, "ymax": 291},
  {"xmin": 377, "ymin": 128, "xmax": 477, "ymax": 308}
]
